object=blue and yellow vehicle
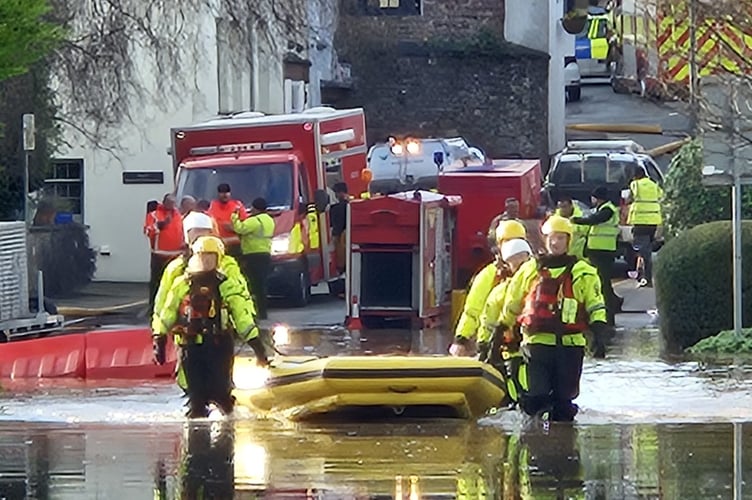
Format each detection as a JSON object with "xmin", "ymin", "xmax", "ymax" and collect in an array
[{"xmin": 575, "ymin": 7, "xmax": 616, "ymax": 78}]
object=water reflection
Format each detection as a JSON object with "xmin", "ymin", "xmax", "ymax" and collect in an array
[{"xmin": 0, "ymin": 421, "xmax": 750, "ymax": 499}]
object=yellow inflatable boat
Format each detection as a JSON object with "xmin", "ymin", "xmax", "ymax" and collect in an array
[{"xmin": 232, "ymin": 355, "xmax": 506, "ymax": 421}]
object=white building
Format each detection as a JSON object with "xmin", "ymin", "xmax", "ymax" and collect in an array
[
  {"xmin": 49, "ymin": 1, "xmax": 338, "ymax": 282},
  {"xmin": 505, "ymin": 0, "xmax": 574, "ymax": 156}
]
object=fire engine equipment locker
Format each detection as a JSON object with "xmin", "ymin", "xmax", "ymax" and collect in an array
[{"xmin": 345, "ymin": 190, "xmax": 461, "ymax": 329}]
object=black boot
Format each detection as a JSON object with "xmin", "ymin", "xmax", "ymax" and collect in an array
[{"xmin": 185, "ymin": 399, "xmax": 210, "ymax": 419}]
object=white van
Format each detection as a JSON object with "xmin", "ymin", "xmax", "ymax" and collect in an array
[{"xmin": 367, "ymin": 137, "xmax": 486, "ymax": 194}]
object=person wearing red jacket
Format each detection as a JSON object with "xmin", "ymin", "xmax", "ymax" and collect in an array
[
  {"xmin": 208, "ymin": 183, "xmax": 247, "ymax": 257},
  {"xmin": 145, "ymin": 194, "xmax": 184, "ymax": 314}
]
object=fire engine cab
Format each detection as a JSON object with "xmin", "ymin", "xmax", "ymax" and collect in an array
[{"xmin": 170, "ymin": 107, "xmax": 369, "ymax": 306}]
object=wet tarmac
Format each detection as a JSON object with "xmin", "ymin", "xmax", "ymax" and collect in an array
[{"xmin": 1, "ymin": 323, "xmax": 752, "ymax": 499}]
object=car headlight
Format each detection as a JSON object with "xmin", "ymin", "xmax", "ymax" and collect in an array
[{"xmin": 271, "ymin": 234, "xmax": 290, "ymax": 255}]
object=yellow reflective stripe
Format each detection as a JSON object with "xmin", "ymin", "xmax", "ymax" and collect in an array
[{"xmin": 523, "ymin": 332, "xmax": 587, "ymax": 347}]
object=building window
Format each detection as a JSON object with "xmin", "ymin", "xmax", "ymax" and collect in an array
[
  {"xmin": 360, "ymin": 0, "xmax": 421, "ymax": 16},
  {"xmin": 45, "ymin": 159, "xmax": 84, "ymax": 222}
]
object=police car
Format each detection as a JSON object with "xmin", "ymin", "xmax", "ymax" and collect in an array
[{"xmin": 575, "ymin": 6, "xmax": 616, "ymax": 78}]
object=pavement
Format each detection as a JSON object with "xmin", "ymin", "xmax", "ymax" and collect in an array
[{"xmin": 566, "ymin": 82, "xmax": 691, "ymax": 170}]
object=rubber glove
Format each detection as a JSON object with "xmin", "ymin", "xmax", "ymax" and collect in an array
[
  {"xmin": 153, "ymin": 335, "xmax": 167, "ymax": 365},
  {"xmin": 248, "ymin": 337, "xmax": 270, "ymax": 367},
  {"xmin": 590, "ymin": 322, "xmax": 611, "ymax": 359},
  {"xmin": 449, "ymin": 336, "xmax": 470, "ymax": 357}
]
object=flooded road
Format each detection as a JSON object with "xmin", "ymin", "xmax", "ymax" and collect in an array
[{"xmin": 2, "ymin": 324, "xmax": 752, "ymax": 499}]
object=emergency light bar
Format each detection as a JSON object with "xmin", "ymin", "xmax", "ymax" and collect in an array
[
  {"xmin": 388, "ymin": 136, "xmax": 422, "ymax": 156},
  {"xmin": 189, "ymin": 141, "xmax": 294, "ymax": 156}
]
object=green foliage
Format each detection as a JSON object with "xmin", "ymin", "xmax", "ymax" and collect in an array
[
  {"xmin": 662, "ymin": 139, "xmax": 752, "ymax": 238},
  {"xmin": 0, "ymin": 0, "xmax": 64, "ymax": 82},
  {"xmin": 0, "ymin": 63, "xmax": 59, "ymax": 220},
  {"xmin": 687, "ymin": 329, "xmax": 752, "ymax": 354},
  {"xmin": 655, "ymin": 221, "xmax": 752, "ymax": 352}
]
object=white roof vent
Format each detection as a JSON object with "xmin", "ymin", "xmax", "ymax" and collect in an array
[
  {"xmin": 303, "ymin": 106, "xmax": 336, "ymax": 114},
  {"xmin": 232, "ymin": 111, "xmax": 266, "ymax": 119}
]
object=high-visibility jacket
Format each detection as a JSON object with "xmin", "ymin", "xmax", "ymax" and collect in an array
[
  {"xmin": 231, "ymin": 212, "xmax": 275, "ymax": 255},
  {"xmin": 154, "ymin": 271, "xmax": 259, "ymax": 345},
  {"xmin": 455, "ymin": 262, "xmax": 502, "ymax": 341},
  {"xmin": 586, "ymin": 201, "xmax": 620, "ymax": 252},
  {"xmin": 144, "ymin": 211, "xmax": 158, "ymax": 250},
  {"xmin": 500, "ymin": 257, "xmax": 607, "ymax": 347},
  {"xmin": 627, "ymin": 177, "xmax": 663, "ymax": 226},
  {"xmin": 208, "ymin": 200, "xmax": 248, "ymax": 244},
  {"xmin": 479, "ymin": 279, "xmax": 511, "ymax": 344},
  {"xmin": 151, "ymin": 254, "xmax": 249, "ymax": 332},
  {"xmin": 147, "ymin": 205, "xmax": 184, "ymax": 256},
  {"xmin": 555, "ymin": 205, "xmax": 588, "ymax": 259}
]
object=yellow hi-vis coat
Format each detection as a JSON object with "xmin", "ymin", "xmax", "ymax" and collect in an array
[
  {"xmin": 478, "ymin": 279, "xmax": 511, "ymax": 344},
  {"xmin": 455, "ymin": 262, "xmax": 500, "ymax": 341},
  {"xmin": 627, "ymin": 177, "xmax": 663, "ymax": 225},
  {"xmin": 500, "ymin": 258, "xmax": 607, "ymax": 347},
  {"xmin": 231, "ymin": 212, "xmax": 275, "ymax": 255},
  {"xmin": 151, "ymin": 254, "xmax": 247, "ymax": 332},
  {"xmin": 153, "ymin": 271, "xmax": 259, "ymax": 345}
]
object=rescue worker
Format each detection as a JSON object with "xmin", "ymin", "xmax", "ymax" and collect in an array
[
  {"xmin": 626, "ymin": 167, "xmax": 663, "ymax": 288},
  {"xmin": 555, "ymin": 195, "xmax": 587, "ymax": 260},
  {"xmin": 571, "ymin": 186, "xmax": 622, "ymax": 325},
  {"xmin": 151, "ymin": 211, "xmax": 247, "ymax": 326},
  {"xmin": 487, "ymin": 197, "xmax": 521, "ymax": 253},
  {"xmin": 478, "ymin": 238, "xmax": 533, "ymax": 406},
  {"xmin": 330, "ymin": 182, "xmax": 349, "ymax": 275},
  {"xmin": 450, "ymin": 220, "xmax": 527, "ymax": 356},
  {"xmin": 143, "ymin": 199, "xmax": 159, "ymax": 250},
  {"xmin": 208, "ymin": 183, "xmax": 247, "ymax": 256},
  {"xmin": 499, "ymin": 215, "xmax": 609, "ymax": 422},
  {"xmin": 179, "ymin": 195, "xmax": 196, "ymax": 216},
  {"xmin": 153, "ymin": 236, "xmax": 269, "ymax": 418},
  {"xmin": 231, "ymin": 197, "xmax": 275, "ymax": 320},
  {"xmin": 145, "ymin": 194, "xmax": 184, "ymax": 315}
]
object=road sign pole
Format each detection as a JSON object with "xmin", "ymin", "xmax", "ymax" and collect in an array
[
  {"xmin": 732, "ymin": 169, "xmax": 743, "ymax": 338},
  {"xmin": 22, "ymin": 114, "xmax": 36, "ymax": 226}
]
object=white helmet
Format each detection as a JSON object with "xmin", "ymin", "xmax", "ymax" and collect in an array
[
  {"xmin": 501, "ymin": 238, "xmax": 533, "ymax": 262},
  {"xmin": 182, "ymin": 211, "xmax": 214, "ymax": 242}
]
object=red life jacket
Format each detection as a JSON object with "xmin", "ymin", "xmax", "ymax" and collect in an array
[
  {"xmin": 518, "ymin": 261, "xmax": 588, "ymax": 335},
  {"xmin": 177, "ymin": 272, "xmax": 224, "ymax": 339}
]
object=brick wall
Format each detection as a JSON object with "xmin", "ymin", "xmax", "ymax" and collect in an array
[{"xmin": 332, "ymin": 0, "xmax": 550, "ymax": 160}]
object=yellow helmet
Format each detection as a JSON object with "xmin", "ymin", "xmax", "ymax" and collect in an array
[
  {"xmin": 495, "ymin": 220, "xmax": 527, "ymax": 243},
  {"xmin": 541, "ymin": 215, "xmax": 573, "ymax": 237},
  {"xmin": 191, "ymin": 235, "xmax": 225, "ymax": 256}
]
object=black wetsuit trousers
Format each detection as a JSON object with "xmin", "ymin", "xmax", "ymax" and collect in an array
[
  {"xmin": 181, "ymin": 335, "xmax": 236, "ymax": 417},
  {"xmin": 519, "ymin": 344, "xmax": 584, "ymax": 422}
]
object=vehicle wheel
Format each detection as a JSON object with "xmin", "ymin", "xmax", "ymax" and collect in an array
[
  {"xmin": 569, "ymin": 87, "xmax": 581, "ymax": 102},
  {"xmin": 289, "ymin": 267, "xmax": 311, "ymax": 308}
]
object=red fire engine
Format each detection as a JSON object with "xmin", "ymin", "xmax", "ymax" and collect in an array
[{"xmin": 170, "ymin": 107, "xmax": 369, "ymax": 305}]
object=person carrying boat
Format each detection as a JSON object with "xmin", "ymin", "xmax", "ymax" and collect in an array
[
  {"xmin": 151, "ymin": 210, "xmax": 248, "ymax": 329},
  {"xmin": 153, "ymin": 235, "xmax": 269, "ymax": 418},
  {"xmin": 477, "ymin": 238, "xmax": 533, "ymax": 407},
  {"xmin": 449, "ymin": 220, "xmax": 528, "ymax": 357},
  {"xmin": 498, "ymin": 215, "xmax": 609, "ymax": 422}
]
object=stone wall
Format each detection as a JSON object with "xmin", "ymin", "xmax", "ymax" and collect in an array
[{"xmin": 332, "ymin": 0, "xmax": 550, "ymax": 160}]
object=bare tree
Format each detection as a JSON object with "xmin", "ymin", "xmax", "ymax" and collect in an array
[{"xmin": 49, "ymin": 0, "xmax": 334, "ymax": 151}]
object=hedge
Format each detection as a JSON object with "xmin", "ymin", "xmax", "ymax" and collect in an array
[{"xmin": 655, "ymin": 220, "xmax": 752, "ymax": 351}]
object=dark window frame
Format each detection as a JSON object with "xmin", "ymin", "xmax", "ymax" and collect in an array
[{"xmin": 46, "ymin": 158, "xmax": 84, "ymax": 220}]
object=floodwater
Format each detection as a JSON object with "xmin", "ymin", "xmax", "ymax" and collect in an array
[{"xmin": 2, "ymin": 321, "xmax": 752, "ymax": 499}]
